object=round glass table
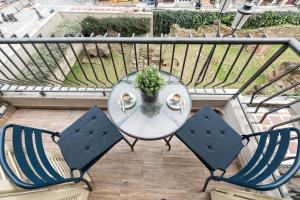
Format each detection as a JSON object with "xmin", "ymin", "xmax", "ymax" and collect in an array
[{"xmin": 107, "ymin": 71, "xmax": 192, "ymax": 150}]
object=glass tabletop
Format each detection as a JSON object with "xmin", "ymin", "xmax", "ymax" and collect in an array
[{"xmin": 107, "ymin": 71, "xmax": 192, "ymax": 140}]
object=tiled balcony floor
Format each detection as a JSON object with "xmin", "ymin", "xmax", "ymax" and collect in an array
[{"xmin": 2, "ymin": 108, "xmax": 242, "ymax": 200}]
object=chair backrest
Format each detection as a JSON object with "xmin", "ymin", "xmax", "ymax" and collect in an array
[
  {"xmin": 0, "ymin": 124, "xmax": 78, "ymax": 189},
  {"xmin": 227, "ymin": 127, "xmax": 300, "ymax": 191}
]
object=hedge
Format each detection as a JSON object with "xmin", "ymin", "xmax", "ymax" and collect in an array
[
  {"xmin": 81, "ymin": 16, "xmax": 151, "ymax": 37},
  {"xmin": 153, "ymin": 10, "xmax": 300, "ymax": 34}
]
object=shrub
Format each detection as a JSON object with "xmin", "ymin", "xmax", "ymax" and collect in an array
[
  {"xmin": 81, "ymin": 16, "xmax": 151, "ymax": 37},
  {"xmin": 153, "ymin": 10, "xmax": 300, "ymax": 34}
]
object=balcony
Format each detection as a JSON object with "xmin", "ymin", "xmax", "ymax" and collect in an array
[{"xmin": 0, "ymin": 35, "xmax": 299, "ymax": 200}]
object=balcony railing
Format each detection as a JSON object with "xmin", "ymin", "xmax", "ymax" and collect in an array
[{"xmin": 0, "ymin": 35, "xmax": 299, "ymax": 125}]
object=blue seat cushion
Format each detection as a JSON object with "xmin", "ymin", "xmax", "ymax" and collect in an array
[
  {"xmin": 58, "ymin": 106, "xmax": 123, "ymax": 173},
  {"xmin": 176, "ymin": 106, "xmax": 243, "ymax": 171}
]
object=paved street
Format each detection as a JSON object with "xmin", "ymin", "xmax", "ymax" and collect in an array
[
  {"xmin": 0, "ymin": 0, "xmax": 82, "ymax": 37},
  {"xmin": 0, "ymin": 0, "xmax": 299, "ymax": 37}
]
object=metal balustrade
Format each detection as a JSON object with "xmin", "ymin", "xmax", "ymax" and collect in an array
[{"xmin": 0, "ymin": 34, "xmax": 298, "ymax": 123}]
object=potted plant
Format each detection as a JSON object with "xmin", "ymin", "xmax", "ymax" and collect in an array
[{"xmin": 135, "ymin": 66, "xmax": 165, "ymax": 103}]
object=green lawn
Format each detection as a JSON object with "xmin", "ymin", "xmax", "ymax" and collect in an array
[{"xmin": 64, "ymin": 42, "xmax": 300, "ymax": 95}]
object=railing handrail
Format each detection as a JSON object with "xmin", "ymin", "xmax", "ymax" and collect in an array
[
  {"xmin": 0, "ymin": 36, "xmax": 294, "ymax": 45},
  {"xmin": 289, "ymin": 38, "xmax": 300, "ymax": 56}
]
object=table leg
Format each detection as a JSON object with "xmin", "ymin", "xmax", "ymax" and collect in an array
[
  {"xmin": 164, "ymin": 138, "xmax": 171, "ymax": 151},
  {"xmin": 123, "ymin": 137, "xmax": 138, "ymax": 152},
  {"xmin": 167, "ymin": 134, "xmax": 174, "ymax": 143}
]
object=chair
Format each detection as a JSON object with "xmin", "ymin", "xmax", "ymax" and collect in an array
[
  {"xmin": 175, "ymin": 106, "xmax": 300, "ymax": 192},
  {"xmin": 0, "ymin": 106, "xmax": 124, "ymax": 190}
]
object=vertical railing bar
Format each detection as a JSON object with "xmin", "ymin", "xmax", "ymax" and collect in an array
[
  {"xmin": 180, "ymin": 43, "xmax": 189, "ymax": 80},
  {"xmin": 254, "ymin": 81, "xmax": 300, "ymax": 113},
  {"xmin": 223, "ymin": 43, "xmax": 259, "ymax": 88},
  {"xmin": 69, "ymin": 42, "xmax": 97, "ymax": 86},
  {"xmin": 55, "ymin": 41, "xmax": 88, "ymax": 86},
  {"xmin": 0, "ymin": 61, "xmax": 18, "ymax": 81},
  {"xmin": 132, "ymin": 33, "xmax": 138, "ymax": 71},
  {"xmin": 194, "ymin": 44, "xmax": 217, "ymax": 86},
  {"xmin": 95, "ymin": 42, "xmax": 114, "ymax": 85},
  {"xmin": 19, "ymin": 43, "xmax": 57, "ymax": 86},
  {"xmin": 119, "ymin": 33, "xmax": 128, "ymax": 76},
  {"xmin": 232, "ymin": 44, "xmax": 289, "ymax": 99},
  {"xmin": 204, "ymin": 44, "xmax": 231, "ymax": 87},
  {"xmin": 147, "ymin": 33, "xmax": 150, "ymax": 66},
  {"xmin": 220, "ymin": 44, "xmax": 245, "ymax": 93},
  {"xmin": 187, "ymin": 43, "xmax": 203, "ymax": 86},
  {"xmin": 212, "ymin": 44, "xmax": 245, "ymax": 88},
  {"xmin": 170, "ymin": 43, "xmax": 176, "ymax": 74},
  {"xmin": 259, "ymin": 99, "xmax": 300, "ymax": 123},
  {"xmin": 0, "ymin": 58, "xmax": 28, "ymax": 83},
  {"xmin": 107, "ymin": 42, "xmax": 119, "ymax": 81},
  {"xmin": 159, "ymin": 33, "xmax": 163, "ymax": 70},
  {"xmin": 43, "ymin": 42, "xmax": 79, "ymax": 86},
  {"xmin": 82, "ymin": 42, "xmax": 106, "ymax": 86},
  {"xmin": 120, "ymin": 43, "xmax": 128, "ymax": 75},
  {"xmin": 7, "ymin": 43, "xmax": 42, "ymax": 84},
  {"xmin": 69, "ymin": 33, "xmax": 97, "ymax": 86},
  {"xmin": 31, "ymin": 43, "xmax": 64, "ymax": 83},
  {"xmin": 249, "ymin": 64, "xmax": 299, "ymax": 104},
  {"xmin": 0, "ymin": 47, "xmax": 33, "ymax": 83},
  {"xmin": 53, "ymin": 33, "xmax": 82, "ymax": 86}
]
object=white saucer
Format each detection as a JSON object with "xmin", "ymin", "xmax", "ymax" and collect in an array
[
  {"xmin": 118, "ymin": 93, "xmax": 136, "ymax": 110},
  {"xmin": 166, "ymin": 94, "xmax": 185, "ymax": 111}
]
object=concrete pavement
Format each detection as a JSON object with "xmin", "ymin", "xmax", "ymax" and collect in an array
[{"xmin": 0, "ymin": 0, "xmax": 82, "ymax": 37}]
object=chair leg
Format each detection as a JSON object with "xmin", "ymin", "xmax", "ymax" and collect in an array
[{"xmin": 82, "ymin": 178, "xmax": 93, "ymax": 191}]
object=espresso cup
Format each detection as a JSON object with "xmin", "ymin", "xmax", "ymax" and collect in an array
[
  {"xmin": 122, "ymin": 93, "xmax": 131, "ymax": 103},
  {"xmin": 171, "ymin": 93, "xmax": 181, "ymax": 104}
]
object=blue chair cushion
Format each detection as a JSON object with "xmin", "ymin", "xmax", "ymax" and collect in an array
[
  {"xmin": 58, "ymin": 106, "xmax": 123, "ymax": 174},
  {"xmin": 176, "ymin": 106, "xmax": 243, "ymax": 171}
]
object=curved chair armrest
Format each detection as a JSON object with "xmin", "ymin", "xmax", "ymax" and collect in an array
[
  {"xmin": 242, "ymin": 127, "xmax": 300, "ymax": 143},
  {"xmin": 2, "ymin": 124, "xmax": 60, "ymax": 136}
]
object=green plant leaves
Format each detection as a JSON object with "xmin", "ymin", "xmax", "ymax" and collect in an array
[
  {"xmin": 153, "ymin": 11, "xmax": 300, "ymax": 35},
  {"xmin": 135, "ymin": 66, "xmax": 165, "ymax": 97},
  {"xmin": 81, "ymin": 16, "xmax": 151, "ymax": 37}
]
